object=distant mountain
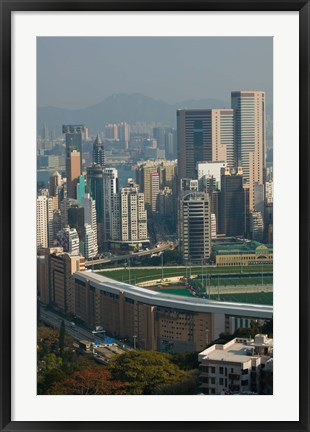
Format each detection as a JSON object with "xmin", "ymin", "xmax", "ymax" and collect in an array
[
  {"xmin": 37, "ymin": 93, "xmax": 272, "ymax": 135},
  {"xmin": 37, "ymin": 93, "xmax": 228, "ymax": 134}
]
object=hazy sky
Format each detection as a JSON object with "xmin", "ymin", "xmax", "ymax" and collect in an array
[{"xmin": 37, "ymin": 37, "xmax": 273, "ymax": 109}]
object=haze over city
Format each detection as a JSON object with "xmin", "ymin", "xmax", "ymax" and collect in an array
[{"xmin": 37, "ymin": 37, "xmax": 273, "ymax": 110}]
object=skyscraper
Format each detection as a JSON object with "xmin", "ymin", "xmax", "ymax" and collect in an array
[
  {"xmin": 66, "ymin": 150, "xmax": 81, "ymax": 199},
  {"xmin": 177, "ymin": 109, "xmax": 234, "ymax": 180},
  {"xmin": 63, "ymin": 124, "xmax": 85, "ymax": 174},
  {"xmin": 177, "ymin": 110, "xmax": 212, "ymax": 180},
  {"xmin": 231, "ymin": 91, "xmax": 266, "ymax": 210},
  {"xmin": 119, "ymin": 181, "xmax": 148, "ymax": 242},
  {"xmin": 136, "ymin": 162, "xmax": 157, "ymax": 210},
  {"xmin": 37, "ymin": 196, "xmax": 48, "ymax": 248},
  {"xmin": 92, "ymin": 134, "xmax": 104, "ymax": 167},
  {"xmin": 37, "ymin": 195, "xmax": 54, "ymax": 248},
  {"xmin": 150, "ymin": 172, "xmax": 160, "ymax": 212},
  {"xmin": 84, "ymin": 224, "xmax": 98, "ymax": 259},
  {"xmin": 218, "ymin": 167, "xmax": 245, "ymax": 237},
  {"xmin": 86, "ymin": 165, "xmax": 118, "ymax": 249},
  {"xmin": 179, "ymin": 191, "xmax": 211, "ymax": 264},
  {"xmin": 81, "ymin": 193, "xmax": 98, "ymax": 250}
]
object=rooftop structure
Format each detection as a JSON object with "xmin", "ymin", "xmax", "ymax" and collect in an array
[
  {"xmin": 198, "ymin": 334, "xmax": 273, "ymax": 394},
  {"xmin": 211, "ymin": 239, "xmax": 273, "ymax": 267}
]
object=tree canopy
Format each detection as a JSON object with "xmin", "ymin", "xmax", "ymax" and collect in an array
[
  {"xmin": 108, "ymin": 350, "xmax": 186, "ymax": 394},
  {"xmin": 49, "ymin": 367, "xmax": 127, "ymax": 395}
]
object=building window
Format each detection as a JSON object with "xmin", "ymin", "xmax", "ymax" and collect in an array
[
  {"xmin": 241, "ymin": 379, "xmax": 249, "ymax": 386},
  {"xmin": 219, "ymin": 378, "xmax": 224, "ymax": 385},
  {"xmin": 219, "ymin": 367, "xmax": 224, "ymax": 374},
  {"xmin": 211, "ymin": 367, "xmax": 216, "ymax": 374},
  {"xmin": 242, "ymin": 369, "xmax": 248, "ymax": 375}
]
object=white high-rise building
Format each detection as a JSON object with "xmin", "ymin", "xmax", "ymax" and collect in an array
[
  {"xmin": 211, "ymin": 213, "xmax": 217, "ymax": 239},
  {"xmin": 81, "ymin": 194, "xmax": 97, "ymax": 236},
  {"xmin": 37, "ymin": 196, "xmax": 48, "ymax": 248},
  {"xmin": 120, "ymin": 181, "xmax": 148, "ymax": 242},
  {"xmin": 103, "ymin": 167, "xmax": 118, "ymax": 243},
  {"xmin": 150, "ymin": 172, "xmax": 160, "ymax": 212},
  {"xmin": 47, "ymin": 197, "xmax": 54, "ymax": 247},
  {"xmin": 84, "ymin": 223, "xmax": 98, "ymax": 258},
  {"xmin": 81, "ymin": 193, "xmax": 98, "ymax": 257}
]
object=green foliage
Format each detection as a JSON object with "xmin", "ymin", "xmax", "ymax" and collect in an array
[
  {"xmin": 153, "ymin": 370, "xmax": 199, "ymax": 395},
  {"xmin": 170, "ymin": 351, "xmax": 199, "ymax": 370},
  {"xmin": 161, "ymin": 249, "xmax": 182, "ymax": 265},
  {"xmin": 37, "ymin": 323, "xmax": 98, "ymax": 394},
  {"xmin": 108, "ymin": 350, "xmax": 186, "ymax": 394}
]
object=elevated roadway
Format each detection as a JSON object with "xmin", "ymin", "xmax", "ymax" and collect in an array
[{"xmin": 85, "ymin": 242, "xmax": 176, "ymax": 267}]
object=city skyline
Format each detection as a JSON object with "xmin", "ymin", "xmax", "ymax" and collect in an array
[{"xmin": 36, "ymin": 36, "xmax": 273, "ymax": 396}]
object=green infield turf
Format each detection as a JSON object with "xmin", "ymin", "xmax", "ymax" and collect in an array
[{"xmin": 97, "ymin": 264, "xmax": 273, "ymax": 284}]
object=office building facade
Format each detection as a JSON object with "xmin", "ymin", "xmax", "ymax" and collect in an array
[
  {"xmin": 177, "ymin": 109, "xmax": 234, "ymax": 180},
  {"xmin": 179, "ymin": 191, "xmax": 211, "ymax": 264},
  {"xmin": 231, "ymin": 91, "xmax": 266, "ymax": 210},
  {"xmin": 63, "ymin": 124, "xmax": 85, "ymax": 174},
  {"xmin": 218, "ymin": 167, "xmax": 245, "ymax": 237}
]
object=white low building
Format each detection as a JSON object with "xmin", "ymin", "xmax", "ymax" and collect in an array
[{"xmin": 198, "ymin": 334, "xmax": 273, "ymax": 395}]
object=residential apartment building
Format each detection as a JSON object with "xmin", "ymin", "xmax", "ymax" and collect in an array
[
  {"xmin": 38, "ymin": 247, "xmax": 86, "ymax": 314},
  {"xmin": 119, "ymin": 181, "xmax": 148, "ymax": 242},
  {"xmin": 37, "ymin": 195, "xmax": 54, "ymax": 248},
  {"xmin": 198, "ymin": 334, "xmax": 273, "ymax": 394}
]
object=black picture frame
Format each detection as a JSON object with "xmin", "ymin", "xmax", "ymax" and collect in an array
[{"xmin": 1, "ymin": 1, "xmax": 309, "ymax": 431}]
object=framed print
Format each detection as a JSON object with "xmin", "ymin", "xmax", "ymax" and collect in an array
[{"xmin": 1, "ymin": 1, "xmax": 309, "ymax": 431}]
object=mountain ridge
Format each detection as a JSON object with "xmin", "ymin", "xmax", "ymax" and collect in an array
[{"xmin": 37, "ymin": 93, "xmax": 272, "ymax": 135}]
